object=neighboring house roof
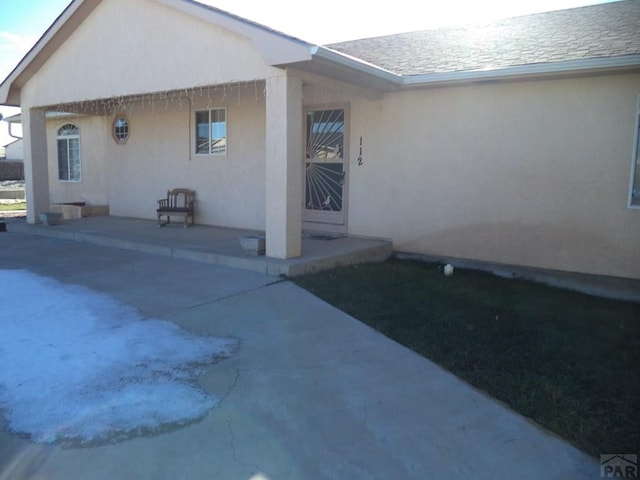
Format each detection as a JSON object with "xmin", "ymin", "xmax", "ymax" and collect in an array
[
  {"xmin": 328, "ymin": 0, "xmax": 640, "ymax": 76},
  {"xmin": 3, "ymin": 114, "xmax": 21, "ymax": 124},
  {"xmin": 2, "ymin": 113, "xmax": 23, "ymax": 141},
  {"xmin": 2, "ymin": 138, "xmax": 21, "ymax": 149}
]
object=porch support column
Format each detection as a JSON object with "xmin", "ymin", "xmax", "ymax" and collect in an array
[
  {"xmin": 265, "ymin": 72, "xmax": 303, "ymax": 259},
  {"xmin": 22, "ymin": 108, "xmax": 50, "ymax": 224}
]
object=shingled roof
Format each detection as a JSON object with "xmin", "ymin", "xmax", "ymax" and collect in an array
[{"xmin": 327, "ymin": 0, "xmax": 640, "ymax": 76}]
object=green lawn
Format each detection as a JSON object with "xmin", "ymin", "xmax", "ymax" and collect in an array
[
  {"xmin": 293, "ymin": 258, "xmax": 640, "ymax": 457},
  {"xmin": 0, "ymin": 202, "xmax": 26, "ymax": 211}
]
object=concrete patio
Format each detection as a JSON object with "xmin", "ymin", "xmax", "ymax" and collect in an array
[{"xmin": 4, "ymin": 215, "xmax": 392, "ymax": 276}]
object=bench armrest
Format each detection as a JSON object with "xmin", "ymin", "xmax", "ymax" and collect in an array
[{"xmin": 158, "ymin": 198, "xmax": 169, "ymax": 208}]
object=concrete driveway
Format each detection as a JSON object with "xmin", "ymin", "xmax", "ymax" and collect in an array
[{"xmin": 0, "ymin": 232, "xmax": 599, "ymax": 479}]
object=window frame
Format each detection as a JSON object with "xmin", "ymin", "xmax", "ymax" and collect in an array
[
  {"xmin": 194, "ymin": 107, "xmax": 227, "ymax": 156},
  {"xmin": 112, "ymin": 115, "xmax": 130, "ymax": 145},
  {"xmin": 56, "ymin": 123, "xmax": 81, "ymax": 183}
]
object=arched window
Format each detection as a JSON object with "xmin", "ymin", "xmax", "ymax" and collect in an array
[
  {"xmin": 57, "ymin": 123, "xmax": 81, "ymax": 182},
  {"xmin": 113, "ymin": 115, "xmax": 130, "ymax": 144}
]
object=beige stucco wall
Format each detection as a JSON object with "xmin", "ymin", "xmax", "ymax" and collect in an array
[
  {"xmin": 20, "ymin": 0, "xmax": 279, "ymax": 108},
  {"xmin": 46, "ymin": 85, "xmax": 267, "ymax": 229},
  {"xmin": 338, "ymin": 73, "xmax": 640, "ymax": 279},
  {"xmin": 109, "ymin": 88, "xmax": 266, "ymax": 228}
]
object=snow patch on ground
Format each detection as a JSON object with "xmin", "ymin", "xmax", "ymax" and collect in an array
[
  {"xmin": 0, "ymin": 180, "xmax": 24, "ymax": 188},
  {"xmin": 0, "ymin": 270, "xmax": 237, "ymax": 446}
]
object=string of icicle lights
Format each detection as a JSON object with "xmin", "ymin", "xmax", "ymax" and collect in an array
[
  {"xmin": 41, "ymin": 77, "xmax": 358, "ymax": 117},
  {"xmin": 44, "ymin": 80, "xmax": 266, "ymax": 116}
]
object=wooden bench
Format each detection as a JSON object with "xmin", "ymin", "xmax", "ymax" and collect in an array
[{"xmin": 157, "ymin": 188, "xmax": 195, "ymax": 227}]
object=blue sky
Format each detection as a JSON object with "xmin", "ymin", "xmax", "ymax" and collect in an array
[
  {"xmin": 0, "ymin": 0, "xmax": 618, "ymax": 144},
  {"xmin": 0, "ymin": 0, "xmax": 70, "ymax": 76}
]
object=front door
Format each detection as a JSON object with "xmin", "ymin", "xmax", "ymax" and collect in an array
[{"xmin": 303, "ymin": 107, "xmax": 348, "ymax": 231}]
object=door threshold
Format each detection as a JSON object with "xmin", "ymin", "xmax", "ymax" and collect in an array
[{"xmin": 302, "ymin": 222, "xmax": 347, "ymax": 235}]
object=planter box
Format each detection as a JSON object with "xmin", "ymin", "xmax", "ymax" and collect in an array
[
  {"xmin": 50, "ymin": 203, "xmax": 109, "ymax": 219},
  {"xmin": 39, "ymin": 212, "xmax": 63, "ymax": 225},
  {"xmin": 239, "ymin": 236, "xmax": 266, "ymax": 256}
]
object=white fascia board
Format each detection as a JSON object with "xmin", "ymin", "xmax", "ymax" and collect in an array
[
  {"xmin": 0, "ymin": 83, "xmax": 15, "ymax": 106},
  {"xmin": 0, "ymin": 59, "xmax": 20, "ymax": 105},
  {"xmin": 310, "ymin": 46, "xmax": 402, "ymax": 85}
]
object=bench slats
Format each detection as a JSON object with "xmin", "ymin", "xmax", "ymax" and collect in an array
[{"xmin": 157, "ymin": 188, "xmax": 195, "ymax": 228}]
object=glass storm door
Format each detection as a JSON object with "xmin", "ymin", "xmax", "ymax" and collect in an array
[{"xmin": 304, "ymin": 108, "xmax": 347, "ymax": 228}]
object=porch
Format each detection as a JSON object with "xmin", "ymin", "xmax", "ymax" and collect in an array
[{"xmin": 4, "ymin": 216, "xmax": 392, "ymax": 277}]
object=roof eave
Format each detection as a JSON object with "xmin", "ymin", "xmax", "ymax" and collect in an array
[
  {"xmin": 401, "ymin": 55, "xmax": 640, "ymax": 87},
  {"xmin": 289, "ymin": 47, "xmax": 640, "ymax": 92},
  {"xmin": 311, "ymin": 46, "xmax": 401, "ymax": 83},
  {"xmin": 288, "ymin": 46, "xmax": 401, "ymax": 91}
]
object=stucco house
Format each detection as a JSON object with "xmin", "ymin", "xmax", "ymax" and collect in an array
[
  {"xmin": 2, "ymin": 139, "xmax": 24, "ymax": 162},
  {"xmin": 0, "ymin": 0, "xmax": 639, "ymax": 279},
  {"xmin": 1, "ymin": 113, "xmax": 24, "ymax": 162}
]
